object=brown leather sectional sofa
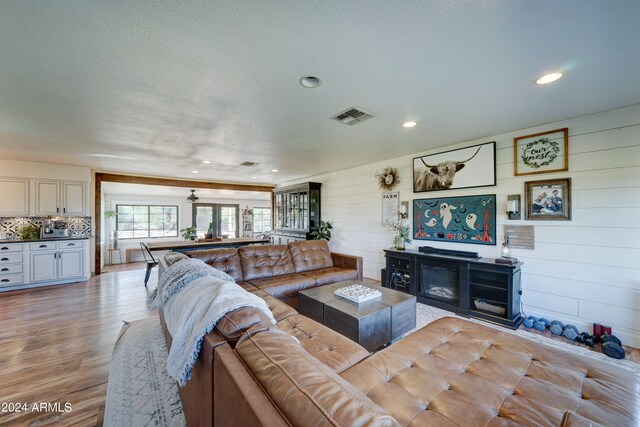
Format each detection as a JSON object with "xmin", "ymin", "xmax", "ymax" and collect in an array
[
  {"xmin": 184, "ymin": 240, "xmax": 362, "ymax": 308},
  {"xmin": 160, "ymin": 241, "xmax": 639, "ymax": 427}
]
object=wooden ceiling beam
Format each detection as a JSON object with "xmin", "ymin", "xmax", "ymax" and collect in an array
[{"xmin": 96, "ymin": 173, "xmax": 274, "ymax": 192}]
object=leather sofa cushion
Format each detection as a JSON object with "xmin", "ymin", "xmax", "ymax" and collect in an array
[
  {"xmin": 185, "ymin": 248, "xmax": 243, "ymax": 281},
  {"xmin": 235, "ymin": 327, "xmax": 400, "ymax": 427},
  {"xmin": 248, "ymin": 273, "xmax": 316, "ymax": 299},
  {"xmin": 277, "ymin": 314, "xmax": 370, "ymax": 374},
  {"xmin": 239, "ymin": 245, "xmax": 295, "ymax": 280},
  {"xmin": 214, "ymin": 306, "xmax": 273, "ymax": 347},
  {"xmin": 250, "ymin": 289, "xmax": 298, "ymax": 322},
  {"xmin": 562, "ymin": 411, "xmax": 606, "ymax": 427},
  {"xmin": 301, "ymin": 266, "xmax": 359, "ymax": 286},
  {"xmin": 288, "ymin": 240, "xmax": 334, "ymax": 273},
  {"xmin": 341, "ymin": 317, "xmax": 639, "ymax": 427}
]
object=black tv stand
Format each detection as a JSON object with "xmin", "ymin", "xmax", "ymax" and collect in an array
[
  {"xmin": 418, "ymin": 246, "xmax": 480, "ymax": 259},
  {"xmin": 384, "ymin": 248, "xmax": 523, "ymax": 329}
]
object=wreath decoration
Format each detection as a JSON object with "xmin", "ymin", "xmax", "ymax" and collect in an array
[
  {"xmin": 521, "ymin": 137, "xmax": 560, "ymax": 169},
  {"xmin": 375, "ymin": 166, "xmax": 399, "ymax": 191}
]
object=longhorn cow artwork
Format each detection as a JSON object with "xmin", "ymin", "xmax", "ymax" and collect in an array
[
  {"xmin": 413, "ymin": 141, "xmax": 496, "ymax": 193},
  {"xmin": 413, "ymin": 194, "xmax": 496, "ymax": 245}
]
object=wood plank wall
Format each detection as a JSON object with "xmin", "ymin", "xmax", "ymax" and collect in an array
[{"xmin": 284, "ymin": 104, "xmax": 640, "ymax": 347}]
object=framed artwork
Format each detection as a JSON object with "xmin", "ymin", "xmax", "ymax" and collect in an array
[
  {"xmin": 514, "ymin": 127, "xmax": 568, "ymax": 176},
  {"xmin": 413, "ymin": 194, "xmax": 496, "ymax": 245},
  {"xmin": 524, "ymin": 178, "xmax": 571, "ymax": 221},
  {"xmin": 413, "ymin": 141, "xmax": 496, "ymax": 193}
]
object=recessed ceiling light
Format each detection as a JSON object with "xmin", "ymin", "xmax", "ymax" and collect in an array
[
  {"xmin": 251, "ymin": 176, "xmax": 257, "ymax": 179},
  {"xmin": 535, "ymin": 72, "xmax": 563, "ymax": 85},
  {"xmin": 202, "ymin": 160, "xmax": 212, "ymax": 164},
  {"xmin": 192, "ymin": 170, "xmax": 199, "ymax": 173},
  {"xmin": 272, "ymin": 169, "xmax": 279, "ymax": 173},
  {"xmin": 299, "ymin": 75, "xmax": 322, "ymax": 88},
  {"xmin": 402, "ymin": 121, "xmax": 417, "ymax": 128}
]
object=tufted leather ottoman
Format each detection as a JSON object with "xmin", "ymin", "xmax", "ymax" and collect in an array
[{"xmin": 340, "ymin": 317, "xmax": 639, "ymax": 427}]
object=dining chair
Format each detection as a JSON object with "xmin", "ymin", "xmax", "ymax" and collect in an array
[{"xmin": 140, "ymin": 242, "xmax": 159, "ymax": 287}]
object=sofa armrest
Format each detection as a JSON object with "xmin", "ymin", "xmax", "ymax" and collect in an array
[
  {"xmin": 331, "ymin": 252, "xmax": 363, "ymax": 281},
  {"xmin": 160, "ymin": 309, "xmax": 228, "ymax": 427}
]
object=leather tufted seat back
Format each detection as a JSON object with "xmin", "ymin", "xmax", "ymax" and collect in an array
[
  {"xmin": 185, "ymin": 248, "xmax": 244, "ymax": 281},
  {"xmin": 288, "ymin": 240, "xmax": 334, "ymax": 272},
  {"xmin": 238, "ymin": 245, "xmax": 295, "ymax": 280}
]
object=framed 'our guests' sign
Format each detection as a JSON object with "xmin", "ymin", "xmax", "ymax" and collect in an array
[{"xmin": 514, "ymin": 128, "xmax": 568, "ymax": 176}]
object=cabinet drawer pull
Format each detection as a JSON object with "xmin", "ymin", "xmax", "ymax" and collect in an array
[
  {"xmin": 1, "ymin": 247, "xmax": 8, "ymax": 250},
  {"xmin": 1, "ymin": 279, "xmax": 9, "ymax": 282},
  {"xmin": 68, "ymin": 243, "xmax": 75, "ymax": 246},
  {"xmin": 39, "ymin": 244, "xmax": 48, "ymax": 248},
  {"xmin": 1, "ymin": 268, "xmax": 8, "ymax": 271},
  {"xmin": 1, "ymin": 258, "xmax": 8, "ymax": 261}
]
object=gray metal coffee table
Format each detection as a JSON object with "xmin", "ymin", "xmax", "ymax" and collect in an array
[{"xmin": 299, "ymin": 280, "xmax": 417, "ymax": 351}]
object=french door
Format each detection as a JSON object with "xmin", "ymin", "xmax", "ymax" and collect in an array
[{"xmin": 192, "ymin": 203, "xmax": 239, "ymax": 239}]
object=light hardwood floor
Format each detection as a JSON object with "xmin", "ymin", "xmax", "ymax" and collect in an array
[{"xmin": 0, "ymin": 263, "xmax": 157, "ymax": 427}]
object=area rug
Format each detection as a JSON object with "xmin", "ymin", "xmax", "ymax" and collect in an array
[
  {"xmin": 104, "ymin": 317, "xmax": 186, "ymax": 427},
  {"xmin": 104, "ymin": 304, "xmax": 639, "ymax": 425}
]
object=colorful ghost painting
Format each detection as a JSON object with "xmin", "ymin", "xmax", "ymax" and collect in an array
[{"xmin": 413, "ymin": 194, "xmax": 496, "ymax": 245}]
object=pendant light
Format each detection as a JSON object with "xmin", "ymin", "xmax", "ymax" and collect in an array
[{"xmin": 186, "ymin": 189, "xmax": 199, "ymax": 203}]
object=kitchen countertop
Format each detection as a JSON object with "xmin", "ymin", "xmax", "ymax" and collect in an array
[{"xmin": 0, "ymin": 237, "xmax": 91, "ymax": 244}]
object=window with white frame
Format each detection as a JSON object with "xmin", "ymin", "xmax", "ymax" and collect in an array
[
  {"xmin": 253, "ymin": 207, "xmax": 271, "ymax": 233},
  {"xmin": 116, "ymin": 205, "xmax": 178, "ymax": 239}
]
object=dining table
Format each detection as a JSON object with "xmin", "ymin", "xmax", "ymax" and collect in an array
[{"xmin": 145, "ymin": 237, "xmax": 270, "ymax": 253}]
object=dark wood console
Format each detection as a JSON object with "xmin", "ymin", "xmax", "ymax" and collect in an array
[{"xmin": 384, "ymin": 248, "xmax": 523, "ymax": 328}]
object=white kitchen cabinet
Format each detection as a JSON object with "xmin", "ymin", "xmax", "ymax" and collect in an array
[
  {"xmin": 35, "ymin": 180, "xmax": 61, "ymax": 215},
  {"xmin": 0, "ymin": 244, "xmax": 25, "ymax": 288},
  {"xmin": 0, "ymin": 274, "xmax": 24, "ymax": 288},
  {"xmin": 30, "ymin": 251, "xmax": 57, "ymax": 282},
  {"xmin": 0, "ymin": 263, "xmax": 23, "ymax": 274},
  {"xmin": 59, "ymin": 250, "xmax": 83, "ymax": 278},
  {"xmin": 62, "ymin": 182, "xmax": 86, "ymax": 215},
  {"xmin": 0, "ymin": 253, "xmax": 24, "ymax": 264},
  {"xmin": 0, "ymin": 244, "xmax": 24, "ymax": 253},
  {"xmin": 35, "ymin": 180, "xmax": 87, "ymax": 216},
  {"xmin": 0, "ymin": 240, "xmax": 87, "ymax": 292},
  {"xmin": 0, "ymin": 178, "xmax": 30, "ymax": 216},
  {"xmin": 29, "ymin": 240, "xmax": 85, "ymax": 283}
]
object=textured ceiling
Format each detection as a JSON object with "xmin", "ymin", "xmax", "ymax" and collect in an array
[{"xmin": 1, "ymin": 1, "xmax": 639, "ymax": 184}]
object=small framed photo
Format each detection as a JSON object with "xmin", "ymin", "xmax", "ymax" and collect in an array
[
  {"xmin": 524, "ymin": 178, "xmax": 571, "ymax": 220},
  {"xmin": 514, "ymin": 128, "xmax": 568, "ymax": 176}
]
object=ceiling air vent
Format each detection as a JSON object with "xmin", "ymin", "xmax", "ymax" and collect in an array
[
  {"xmin": 240, "ymin": 161, "xmax": 259, "ymax": 167},
  {"xmin": 331, "ymin": 107, "xmax": 375, "ymax": 126}
]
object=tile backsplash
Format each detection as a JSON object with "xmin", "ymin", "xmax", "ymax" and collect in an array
[{"xmin": 0, "ymin": 217, "xmax": 92, "ymax": 239}]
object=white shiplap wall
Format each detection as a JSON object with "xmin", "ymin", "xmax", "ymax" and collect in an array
[{"xmin": 285, "ymin": 104, "xmax": 640, "ymax": 347}]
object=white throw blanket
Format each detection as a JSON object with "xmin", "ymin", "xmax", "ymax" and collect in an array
[
  {"xmin": 147, "ymin": 257, "xmax": 234, "ymax": 310},
  {"xmin": 162, "ymin": 275, "xmax": 276, "ymax": 386}
]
